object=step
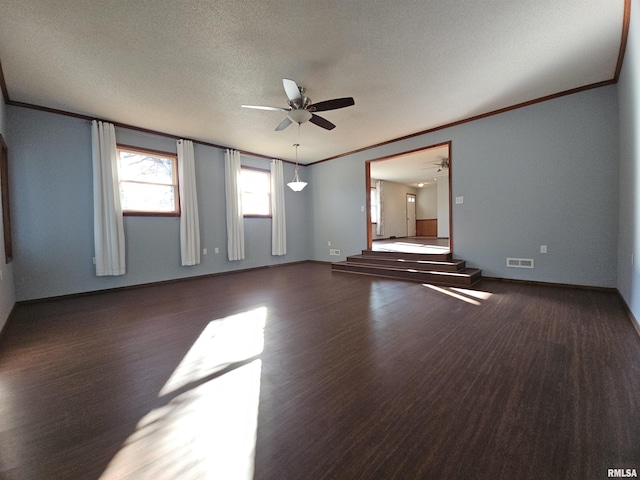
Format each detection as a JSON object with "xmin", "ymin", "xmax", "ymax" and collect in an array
[
  {"xmin": 346, "ymin": 254, "xmax": 466, "ymax": 272},
  {"xmin": 332, "ymin": 261, "xmax": 482, "ymax": 287},
  {"xmin": 361, "ymin": 249, "xmax": 452, "ymax": 262}
]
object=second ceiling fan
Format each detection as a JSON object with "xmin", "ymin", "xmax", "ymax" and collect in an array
[{"xmin": 242, "ymin": 78, "xmax": 355, "ymax": 131}]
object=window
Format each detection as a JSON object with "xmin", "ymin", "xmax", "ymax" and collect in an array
[
  {"xmin": 241, "ymin": 167, "xmax": 271, "ymax": 217},
  {"xmin": 370, "ymin": 187, "xmax": 378, "ymax": 223},
  {"xmin": 117, "ymin": 146, "xmax": 179, "ymax": 216}
]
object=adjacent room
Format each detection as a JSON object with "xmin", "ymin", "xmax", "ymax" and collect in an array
[
  {"xmin": 0, "ymin": 1, "xmax": 639, "ymax": 479},
  {"xmin": 369, "ymin": 143, "xmax": 452, "ymax": 255}
]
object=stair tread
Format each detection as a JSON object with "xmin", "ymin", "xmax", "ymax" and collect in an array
[
  {"xmin": 334, "ymin": 261, "xmax": 480, "ymax": 276},
  {"xmin": 347, "ymin": 254, "xmax": 465, "ymax": 268},
  {"xmin": 361, "ymin": 249, "xmax": 451, "ymax": 261},
  {"xmin": 332, "ymin": 263, "xmax": 482, "ymax": 287},
  {"xmin": 332, "ymin": 250, "xmax": 481, "ymax": 287}
]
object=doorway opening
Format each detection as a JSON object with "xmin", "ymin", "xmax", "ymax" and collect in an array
[
  {"xmin": 406, "ymin": 193, "xmax": 416, "ymax": 236},
  {"xmin": 365, "ymin": 141, "xmax": 452, "ymax": 255}
]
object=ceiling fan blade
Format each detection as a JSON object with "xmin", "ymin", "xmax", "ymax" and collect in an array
[
  {"xmin": 310, "ymin": 97, "xmax": 355, "ymax": 112},
  {"xmin": 309, "ymin": 114, "xmax": 336, "ymax": 130},
  {"xmin": 283, "ymin": 79, "xmax": 302, "ymax": 104},
  {"xmin": 242, "ymin": 104, "xmax": 289, "ymax": 112},
  {"xmin": 275, "ymin": 117, "xmax": 293, "ymax": 131}
]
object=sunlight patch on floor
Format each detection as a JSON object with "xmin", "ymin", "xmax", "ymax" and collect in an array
[
  {"xmin": 159, "ymin": 307, "xmax": 266, "ymax": 397},
  {"xmin": 451, "ymin": 287, "xmax": 493, "ymax": 301},
  {"xmin": 99, "ymin": 307, "xmax": 266, "ymax": 480},
  {"xmin": 423, "ymin": 284, "xmax": 492, "ymax": 305}
]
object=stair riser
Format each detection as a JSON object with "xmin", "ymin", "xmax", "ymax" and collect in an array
[
  {"xmin": 333, "ymin": 264, "xmax": 481, "ymax": 287},
  {"xmin": 346, "ymin": 256, "xmax": 465, "ymax": 272},
  {"xmin": 362, "ymin": 249, "xmax": 451, "ymax": 262}
]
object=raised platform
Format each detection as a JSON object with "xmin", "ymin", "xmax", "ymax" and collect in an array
[{"xmin": 332, "ymin": 250, "xmax": 482, "ymax": 287}]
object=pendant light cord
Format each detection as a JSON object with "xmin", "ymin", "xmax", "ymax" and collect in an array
[{"xmin": 294, "ymin": 122, "xmax": 301, "ymax": 174}]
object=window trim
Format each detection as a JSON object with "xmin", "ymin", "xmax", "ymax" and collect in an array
[
  {"xmin": 117, "ymin": 144, "xmax": 180, "ymax": 217},
  {"xmin": 0, "ymin": 135, "xmax": 12, "ymax": 263},
  {"xmin": 241, "ymin": 166, "xmax": 272, "ymax": 218}
]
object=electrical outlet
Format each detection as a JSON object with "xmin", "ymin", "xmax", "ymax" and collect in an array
[
  {"xmin": 203, "ymin": 248, "xmax": 208, "ymax": 255},
  {"xmin": 328, "ymin": 241, "xmax": 331, "ymax": 247},
  {"xmin": 455, "ymin": 196, "xmax": 464, "ymax": 204},
  {"xmin": 540, "ymin": 245, "xmax": 547, "ymax": 254},
  {"xmin": 214, "ymin": 247, "xmax": 219, "ymax": 254}
]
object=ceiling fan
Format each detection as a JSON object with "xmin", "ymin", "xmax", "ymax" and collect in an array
[
  {"xmin": 421, "ymin": 158, "xmax": 450, "ymax": 172},
  {"xmin": 242, "ymin": 79, "xmax": 355, "ymax": 131},
  {"xmin": 435, "ymin": 158, "xmax": 450, "ymax": 171}
]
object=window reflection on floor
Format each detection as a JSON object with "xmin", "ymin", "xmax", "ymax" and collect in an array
[{"xmin": 99, "ymin": 307, "xmax": 266, "ymax": 480}]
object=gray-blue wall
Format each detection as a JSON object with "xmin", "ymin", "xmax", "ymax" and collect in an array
[
  {"xmin": 7, "ymin": 107, "xmax": 312, "ymax": 301},
  {"xmin": 310, "ymin": 85, "xmax": 619, "ymax": 288},
  {"xmin": 618, "ymin": 0, "xmax": 640, "ymax": 330}
]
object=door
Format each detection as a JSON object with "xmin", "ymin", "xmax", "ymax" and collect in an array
[{"xmin": 406, "ymin": 193, "xmax": 416, "ymax": 237}]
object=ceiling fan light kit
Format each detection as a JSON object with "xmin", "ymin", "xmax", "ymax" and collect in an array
[{"xmin": 288, "ymin": 108, "xmax": 312, "ymax": 125}]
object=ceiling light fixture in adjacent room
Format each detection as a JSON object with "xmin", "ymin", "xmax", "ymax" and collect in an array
[{"xmin": 287, "ymin": 143, "xmax": 307, "ymax": 192}]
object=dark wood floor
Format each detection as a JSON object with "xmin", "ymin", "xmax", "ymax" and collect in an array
[{"xmin": 0, "ymin": 263, "xmax": 639, "ymax": 479}]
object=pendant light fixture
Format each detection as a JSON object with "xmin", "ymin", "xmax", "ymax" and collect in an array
[{"xmin": 287, "ymin": 143, "xmax": 307, "ymax": 192}]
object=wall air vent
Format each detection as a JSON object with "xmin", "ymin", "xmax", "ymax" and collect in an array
[{"xmin": 507, "ymin": 258, "xmax": 534, "ymax": 269}]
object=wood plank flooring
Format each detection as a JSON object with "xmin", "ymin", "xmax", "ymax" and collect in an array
[{"xmin": 0, "ymin": 263, "xmax": 638, "ymax": 479}]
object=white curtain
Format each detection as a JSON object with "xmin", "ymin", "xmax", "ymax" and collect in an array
[
  {"xmin": 177, "ymin": 139, "xmax": 200, "ymax": 266},
  {"xmin": 92, "ymin": 120, "xmax": 126, "ymax": 276},
  {"xmin": 270, "ymin": 159, "xmax": 286, "ymax": 256},
  {"xmin": 375, "ymin": 179, "xmax": 384, "ymax": 236},
  {"xmin": 225, "ymin": 149, "xmax": 245, "ymax": 261}
]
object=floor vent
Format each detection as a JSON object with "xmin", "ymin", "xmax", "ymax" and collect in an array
[{"xmin": 507, "ymin": 258, "xmax": 534, "ymax": 268}]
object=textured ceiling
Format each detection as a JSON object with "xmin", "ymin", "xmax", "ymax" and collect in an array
[{"xmin": 0, "ymin": 0, "xmax": 626, "ymax": 163}]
